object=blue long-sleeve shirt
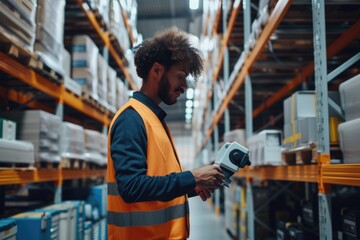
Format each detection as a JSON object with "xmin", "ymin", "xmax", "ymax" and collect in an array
[{"xmin": 110, "ymin": 91, "xmax": 197, "ymax": 203}]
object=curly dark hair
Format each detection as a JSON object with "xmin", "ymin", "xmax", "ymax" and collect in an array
[{"xmin": 134, "ymin": 27, "xmax": 204, "ymax": 83}]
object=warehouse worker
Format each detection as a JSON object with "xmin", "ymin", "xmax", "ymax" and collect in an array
[{"xmin": 107, "ymin": 27, "xmax": 225, "ymax": 240}]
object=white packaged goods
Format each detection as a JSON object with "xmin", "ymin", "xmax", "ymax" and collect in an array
[
  {"xmin": 109, "ymin": 0, "xmax": 130, "ymax": 51},
  {"xmin": 247, "ymin": 130, "xmax": 282, "ymax": 166},
  {"xmin": 107, "ymin": 67, "xmax": 117, "ymax": 113},
  {"xmin": 84, "ymin": 221, "xmax": 92, "ymax": 240},
  {"xmin": 34, "ymin": 0, "xmax": 65, "ymax": 75},
  {"xmin": 116, "ymin": 78, "xmax": 128, "ymax": 109},
  {"xmin": 284, "ymin": 117, "xmax": 317, "ymax": 149},
  {"xmin": 44, "ymin": 204, "xmax": 77, "ymax": 240},
  {"xmin": 72, "ymin": 35, "xmax": 99, "ymax": 101},
  {"xmin": 62, "ymin": 48, "xmax": 82, "ymax": 97},
  {"xmin": 0, "ymin": 0, "xmax": 36, "ymax": 51},
  {"xmin": 0, "ymin": 139, "xmax": 34, "ymax": 164},
  {"xmin": 224, "ymin": 129, "xmax": 246, "ymax": 146},
  {"xmin": 99, "ymin": 133, "xmax": 107, "ymax": 161},
  {"xmin": 60, "ymin": 122, "xmax": 85, "ymax": 160},
  {"xmin": 0, "ymin": 118, "xmax": 16, "ymax": 141},
  {"xmin": 0, "ymin": 110, "xmax": 61, "ymax": 162},
  {"xmin": 84, "ymin": 129, "xmax": 104, "ymax": 165},
  {"xmin": 88, "ymin": 0, "xmax": 110, "ymax": 26},
  {"xmin": 338, "ymin": 118, "xmax": 360, "ymax": 164},
  {"xmin": 283, "ymin": 91, "xmax": 316, "ymax": 124},
  {"xmin": 339, "ymin": 74, "xmax": 360, "ymax": 121},
  {"xmin": 0, "ymin": 219, "xmax": 17, "ymax": 240},
  {"xmin": 125, "ymin": 50, "xmax": 142, "ymax": 88},
  {"xmin": 97, "ymin": 54, "xmax": 108, "ymax": 108}
]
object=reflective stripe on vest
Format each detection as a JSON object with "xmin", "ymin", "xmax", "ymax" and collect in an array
[{"xmin": 108, "ymin": 202, "xmax": 189, "ymax": 227}]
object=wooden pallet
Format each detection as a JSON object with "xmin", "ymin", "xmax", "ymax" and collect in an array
[
  {"xmin": 82, "ymin": 88, "xmax": 107, "ymax": 112},
  {"xmin": 28, "ymin": 54, "xmax": 64, "ymax": 85},
  {"xmin": 282, "ymin": 143, "xmax": 317, "ymax": 165},
  {"xmin": 60, "ymin": 158, "xmax": 87, "ymax": 169},
  {"xmin": 34, "ymin": 161, "xmax": 60, "ymax": 169},
  {"xmin": 0, "ymin": 162, "xmax": 34, "ymax": 169},
  {"xmin": 0, "ymin": 28, "xmax": 36, "ymax": 67}
]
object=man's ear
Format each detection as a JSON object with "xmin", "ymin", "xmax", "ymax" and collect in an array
[{"xmin": 151, "ymin": 62, "xmax": 164, "ymax": 80}]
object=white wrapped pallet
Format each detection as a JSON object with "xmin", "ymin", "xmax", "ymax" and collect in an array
[
  {"xmin": 0, "ymin": 110, "xmax": 61, "ymax": 163},
  {"xmin": 0, "ymin": 0, "xmax": 36, "ymax": 51},
  {"xmin": 62, "ymin": 48, "xmax": 82, "ymax": 97},
  {"xmin": 34, "ymin": 0, "xmax": 65, "ymax": 75},
  {"xmin": 72, "ymin": 35, "xmax": 99, "ymax": 101},
  {"xmin": 97, "ymin": 54, "xmax": 108, "ymax": 108},
  {"xmin": 339, "ymin": 73, "xmax": 360, "ymax": 121},
  {"xmin": 224, "ymin": 129, "xmax": 246, "ymax": 146},
  {"xmin": 84, "ymin": 129, "xmax": 104, "ymax": 165},
  {"xmin": 116, "ymin": 78, "xmax": 128, "ymax": 109},
  {"xmin": 247, "ymin": 130, "xmax": 282, "ymax": 166},
  {"xmin": 125, "ymin": 50, "xmax": 142, "ymax": 88},
  {"xmin": 99, "ymin": 133, "xmax": 107, "ymax": 165},
  {"xmin": 107, "ymin": 67, "xmax": 117, "ymax": 113},
  {"xmin": 338, "ymin": 118, "xmax": 360, "ymax": 164},
  {"xmin": 109, "ymin": 0, "xmax": 130, "ymax": 51},
  {"xmin": 60, "ymin": 122, "xmax": 85, "ymax": 160}
]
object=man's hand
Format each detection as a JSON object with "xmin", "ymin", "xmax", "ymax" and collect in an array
[
  {"xmin": 190, "ymin": 165, "xmax": 225, "ymax": 189},
  {"xmin": 195, "ymin": 186, "xmax": 214, "ymax": 201}
]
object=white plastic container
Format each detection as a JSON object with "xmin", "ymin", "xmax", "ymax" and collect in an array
[
  {"xmin": 338, "ymin": 118, "xmax": 360, "ymax": 164},
  {"xmin": 339, "ymin": 74, "xmax": 360, "ymax": 121}
]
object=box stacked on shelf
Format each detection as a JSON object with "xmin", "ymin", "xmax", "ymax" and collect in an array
[
  {"xmin": 60, "ymin": 122, "xmax": 85, "ymax": 160},
  {"xmin": 63, "ymin": 48, "xmax": 82, "ymax": 97},
  {"xmin": 84, "ymin": 129, "xmax": 106, "ymax": 166},
  {"xmin": 125, "ymin": 49, "xmax": 142, "ymax": 89},
  {"xmin": 0, "ymin": 219, "xmax": 17, "ymax": 240},
  {"xmin": 99, "ymin": 133, "xmax": 107, "ymax": 164},
  {"xmin": 116, "ymin": 78, "xmax": 128, "ymax": 109},
  {"xmin": 0, "ymin": 0, "xmax": 36, "ymax": 51},
  {"xmin": 72, "ymin": 35, "xmax": 99, "ymax": 102},
  {"xmin": 43, "ymin": 203, "xmax": 77, "ymax": 240},
  {"xmin": 283, "ymin": 91, "xmax": 317, "ymax": 149},
  {"xmin": 338, "ymin": 74, "xmax": 360, "ymax": 164},
  {"xmin": 1, "ymin": 110, "xmax": 61, "ymax": 163},
  {"xmin": 34, "ymin": 0, "xmax": 65, "ymax": 75},
  {"xmin": 247, "ymin": 130, "xmax": 282, "ymax": 166},
  {"xmin": 97, "ymin": 54, "xmax": 108, "ymax": 109},
  {"xmin": 0, "ymin": 117, "xmax": 34, "ymax": 165},
  {"xmin": 109, "ymin": 0, "xmax": 130, "ymax": 51},
  {"xmin": 107, "ymin": 66, "xmax": 117, "ymax": 113},
  {"xmin": 9, "ymin": 211, "xmax": 58, "ymax": 240}
]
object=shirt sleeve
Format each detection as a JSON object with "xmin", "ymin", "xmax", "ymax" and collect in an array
[{"xmin": 110, "ymin": 108, "xmax": 196, "ymax": 203}]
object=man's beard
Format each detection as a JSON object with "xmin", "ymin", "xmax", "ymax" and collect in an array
[{"xmin": 158, "ymin": 73, "xmax": 176, "ymax": 105}]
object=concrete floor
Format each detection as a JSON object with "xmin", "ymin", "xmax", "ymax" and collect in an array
[{"xmin": 188, "ymin": 197, "xmax": 230, "ymax": 240}]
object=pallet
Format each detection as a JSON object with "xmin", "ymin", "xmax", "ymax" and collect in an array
[
  {"xmin": 34, "ymin": 161, "xmax": 60, "ymax": 169},
  {"xmin": 0, "ymin": 28, "xmax": 36, "ymax": 67},
  {"xmin": 0, "ymin": 162, "xmax": 34, "ymax": 169},
  {"xmin": 282, "ymin": 143, "xmax": 317, "ymax": 165},
  {"xmin": 28, "ymin": 54, "xmax": 64, "ymax": 85},
  {"xmin": 60, "ymin": 158, "xmax": 87, "ymax": 169},
  {"xmin": 82, "ymin": 88, "xmax": 107, "ymax": 113}
]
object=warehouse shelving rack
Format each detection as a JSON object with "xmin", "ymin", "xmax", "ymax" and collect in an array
[
  {"xmin": 0, "ymin": 0, "xmax": 137, "ymax": 207},
  {"xmin": 196, "ymin": 0, "xmax": 360, "ymax": 239}
]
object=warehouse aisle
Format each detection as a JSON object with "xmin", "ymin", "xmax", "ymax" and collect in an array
[{"xmin": 188, "ymin": 197, "xmax": 230, "ymax": 240}]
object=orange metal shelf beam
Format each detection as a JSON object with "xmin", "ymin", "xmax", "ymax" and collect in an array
[
  {"xmin": 212, "ymin": 2, "xmax": 242, "ymax": 85},
  {"xmin": 322, "ymin": 164, "xmax": 360, "ymax": 187},
  {"xmin": 121, "ymin": 9, "xmax": 135, "ymax": 46},
  {"xmin": 0, "ymin": 168, "xmax": 106, "ymax": 185},
  {"xmin": 253, "ymin": 19, "xmax": 360, "ymax": 118},
  {"xmin": 77, "ymin": 0, "xmax": 137, "ymax": 91},
  {"xmin": 0, "ymin": 53, "xmax": 110, "ymax": 125},
  {"xmin": 235, "ymin": 164, "xmax": 319, "ymax": 183}
]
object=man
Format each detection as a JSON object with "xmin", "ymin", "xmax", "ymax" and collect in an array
[{"xmin": 107, "ymin": 27, "xmax": 225, "ymax": 240}]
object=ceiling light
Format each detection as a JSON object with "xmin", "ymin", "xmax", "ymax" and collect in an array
[
  {"xmin": 189, "ymin": 0, "xmax": 199, "ymax": 10},
  {"xmin": 185, "ymin": 108, "xmax": 193, "ymax": 114},
  {"xmin": 186, "ymin": 88, "xmax": 194, "ymax": 99},
  {"xmin": 186, "ymin": 100, "xmax": 193, "ymax": 108},
  {"xmin": 185, "ymin": 113, "xmax": 192, "ymax": 120}
]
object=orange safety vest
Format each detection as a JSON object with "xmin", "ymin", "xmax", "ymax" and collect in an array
[{"xmin": 107, "ymin": 98, "xmax": 190, "ymax": 240}]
